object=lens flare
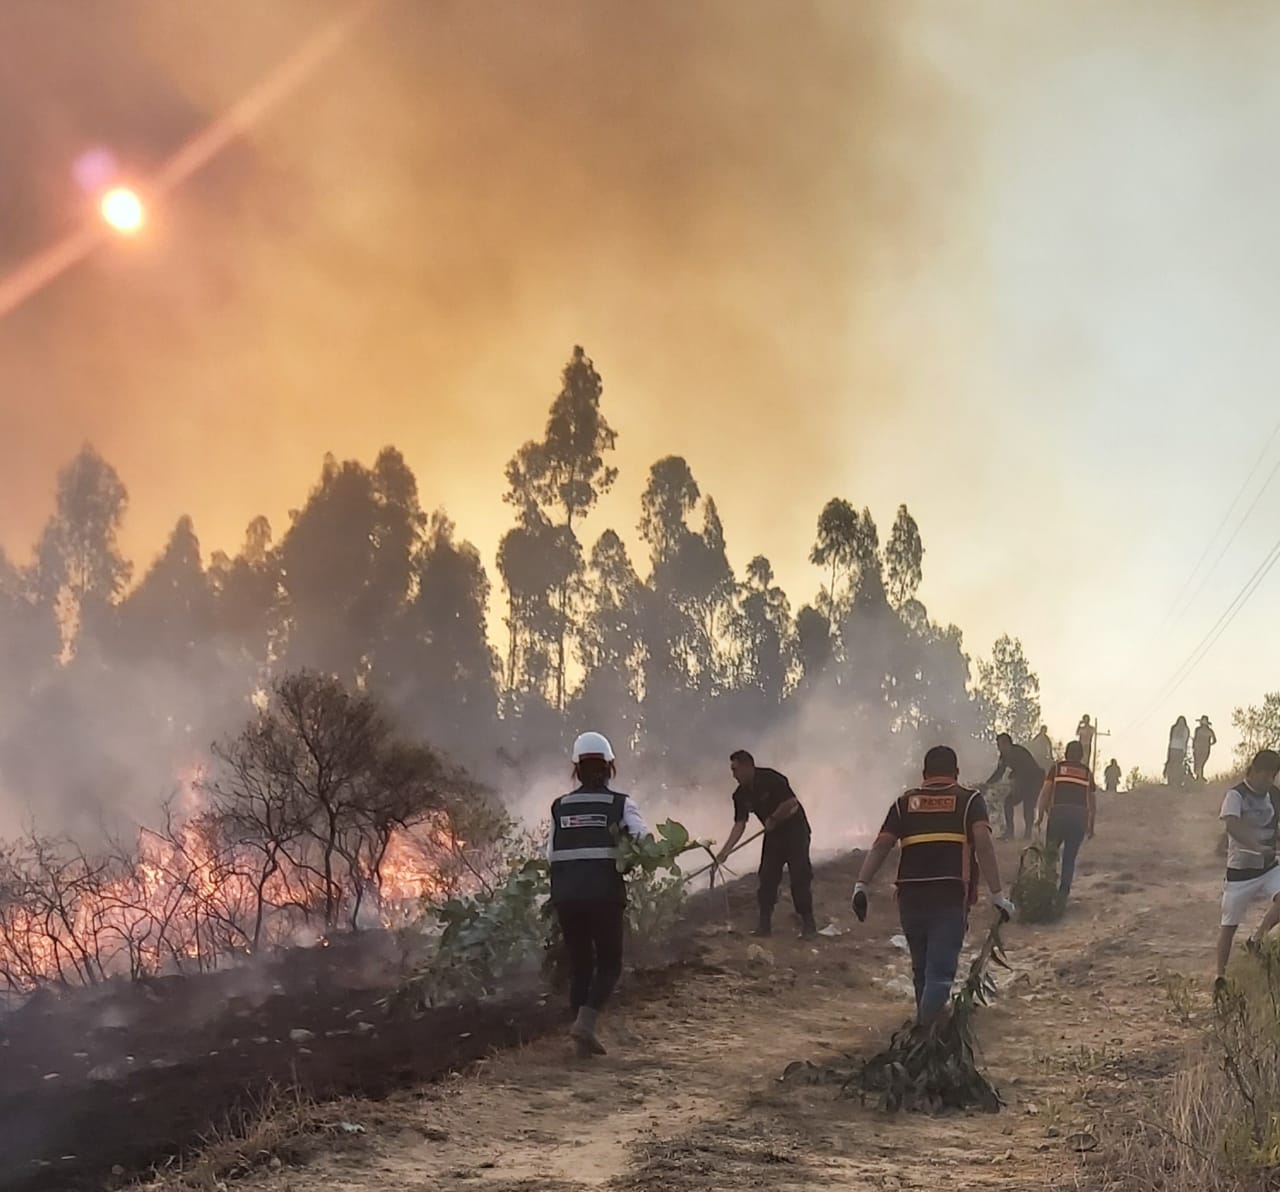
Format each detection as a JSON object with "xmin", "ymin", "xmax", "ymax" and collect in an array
[{"xmin": 100, "ymin": 187, "xmax": 145, "ymax": 235}]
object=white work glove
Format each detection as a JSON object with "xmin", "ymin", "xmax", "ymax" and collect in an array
[
  {"xmin": 851, "ymin": 882, "xmax": 869, "ymax": 922},
  {"xmin": 993, "ymin": 894, "xmax": 1015, "ymax": 923}
]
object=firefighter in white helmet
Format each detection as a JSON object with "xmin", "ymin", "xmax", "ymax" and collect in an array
[{"xmin": 548, "ymin": 731, "xmax": 650, "ymax": 1058}]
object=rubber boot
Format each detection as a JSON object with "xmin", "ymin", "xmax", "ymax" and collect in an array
[
  {"xmin": 569, "ymin": 1006, "xmax": 607, "ymax": 1058},
  {"xmin": 799, "ymin": 916, "xmax": 818, "ymax": 940}
]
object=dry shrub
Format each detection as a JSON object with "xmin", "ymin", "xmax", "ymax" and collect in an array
[
  {"xmin": 138, "ymin": 1083, "xmax": 372, "ymax": 1190},
  {"xmin": 1102, "ymin": 943, "xmax": 1280, "ymax": 1191}
]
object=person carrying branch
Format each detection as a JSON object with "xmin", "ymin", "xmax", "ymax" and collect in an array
[
  {"xmin": 715, "ymin": 750, "xmax": 818, "ymax": 939},
  {"xmin": 1215, "ymin": 749, "xmax": 1280, "ymax": 991},
  {"xmin": 1035, "ymin": 740, "xmax": 1096, "ymax": 903},
  {"xmin": 548, "ymin": 731, "xmax": 650, "ymax": 1058},
  {"xmin": 851, "ymin": 746, "xmax": 1014, "ymax": 1023}
]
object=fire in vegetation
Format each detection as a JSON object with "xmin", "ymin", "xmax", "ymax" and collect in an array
[{"xmin": 0, "ymin": 671, "xmax": 498, "ymax": 997}]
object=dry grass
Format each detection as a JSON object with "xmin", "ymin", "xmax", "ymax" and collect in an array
[
  {"xmin": 137, "ymin": 1083, "xmax": 376, "ymax": 1191},
  {"xmin": 1096, "ymin": 947, "xmax": 1280, "ymax": 1191}
]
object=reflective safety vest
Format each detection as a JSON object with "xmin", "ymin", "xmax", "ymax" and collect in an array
[
  {"xmin": 549, "ymin": 788, "xmax": 628, "ymax": 904},
  {"xmin": 1043, "ymin": 761, "xmax": 1093, "ymax": 811},
  {"xmin": 894, "ymin": 782, "xmax": 980, "ymax": 896}
]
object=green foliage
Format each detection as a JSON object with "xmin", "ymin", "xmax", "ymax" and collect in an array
[
  {"xmin": 393, "ymin": 818, "xmax": 706, "ymax": 1011},
  {"xmin": 1011, "ymin": 842, "xmax": 1064, "ymax": 924},
  {"xmin": 616, "ymin": 820, "xmax": 714, "ymax": 965},
  {"xmin": 855, "ymin": 919, "xmax": 1008, "ymax": 1113},
  {"xmin": 1232, "ymin": 692, "xmax": 1280, "ymax": 769},
  {"xmin": 975, "ymin": 635, "xmax": 1042, "ymax": 744},
  {"xmin": 783, "ymin": 921, "xmax": 1013, "ymax": 1111},
  {"xmin": 391, "ymin": 856, "xmax": 552, "ymax": 1009},
  {"xmin": 782, "ymin": 920, "xmax": 1009, "ymax": 1114},
  {"xmin": 884, "ymin": 504, "xmax": 924, "ymax": 610}
]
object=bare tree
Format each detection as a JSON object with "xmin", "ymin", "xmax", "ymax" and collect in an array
[{"xmin": 199, "ymin": 671, "xmax": 479, "ymax": 940}]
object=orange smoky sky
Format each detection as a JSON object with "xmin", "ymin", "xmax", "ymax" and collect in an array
[
  {"xmin": 3, "ymin": 1, "xmax": 1280, "ymax": 773},
  {"xmin": 0, "ymin": 0, "xmax": 947, "ymax": 570}
]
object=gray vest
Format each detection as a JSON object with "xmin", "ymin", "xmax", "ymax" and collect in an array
[{"xmin": 549, "ymin": 788, "xmax": 627, "ymax": 904}]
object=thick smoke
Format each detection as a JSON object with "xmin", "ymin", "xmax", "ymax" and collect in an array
[{"xmin": 0, "ymin": 1, "xmax": 957, "ymax": 604}]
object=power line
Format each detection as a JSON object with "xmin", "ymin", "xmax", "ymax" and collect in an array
[
  {"xmin": 1169, "ymin": 448, "xmax": 1280, "ymax": 628},
  {"xmin": 1127, "ymin": 529, "xmax": 1280, "ymax": 732},
  {"xmin": 1161, "ymin": 417, "xmax": 1280, "ymax": 627},
  {"xmin": 1173, "ymin": 539, "xmax": 1280, "ymax": 691}
]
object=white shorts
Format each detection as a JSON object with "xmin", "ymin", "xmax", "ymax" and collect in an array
[{"xmin": 1221, "ymin": 867, "xmax": 1280, "ymax": 927}]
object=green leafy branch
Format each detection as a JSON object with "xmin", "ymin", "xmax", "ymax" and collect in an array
[{"xmin": 782, "ymin": 917, "xmax": 1010, "ymax": 1115}]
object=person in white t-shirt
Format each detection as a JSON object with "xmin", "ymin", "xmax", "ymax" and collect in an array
[
  {"xmin": 1216, "ymin": 749, "xmax": 1280, "ymax": 990},
  {"xmin": 1166, "ymin": 717, "xmax": 1191, "ymax": 789}
]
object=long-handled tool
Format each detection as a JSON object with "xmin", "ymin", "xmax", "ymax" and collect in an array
[{"xmin": 681, "ymin": 827, "xmax": 764, "ymax": 886}]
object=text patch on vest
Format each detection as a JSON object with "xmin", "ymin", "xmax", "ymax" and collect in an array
[
  {"xmin": 559, "ymin": 813, "xmax": 610, "ymax": 829},
  {"xmin": 907, "ymin": 794, "xmax": 957, "ymax": 814}
]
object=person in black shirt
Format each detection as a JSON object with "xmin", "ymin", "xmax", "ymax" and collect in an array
[
  {"xmin": 1104, "ymin": 758, "xmax": 1122, "ymax": 794},
  {"xmin": 714, "ymin": 750, "xmax": 817, "ymax": 938},
  {"xmin": 1193, "ymin": 716, "xmax": 1217, "ymax": 783},
  {"xmin": 851, "ymin": 745, "xmax": 1013, "ymax": 1022},
  {"xmin": 981, "ymin": 733, "xmax": 1045, "ymax": 841}
]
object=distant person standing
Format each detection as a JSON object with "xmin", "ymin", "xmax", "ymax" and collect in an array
[
  {"xmin": 1104, "ymin": 758, "xmax": 1122, "ymax": 794},
  {"xmin": 1193, "ymin": 716, "xmax": 1218, "ymax": 783},
  {"xmin": 1036, "ymin": 741, "xmax": 1096, "ymax": 903},
  {"xmin": 1167, "ymin": 716, "xmax": 1191, "ymax": 788},
  {"xmin": 1030, "ymin": 725, "xmax": 1056, "ymax": 773},
  {"xmin": 981, "ymin": 733, "xmax": 1045, "ymax": 841},
  {"xmin": 548, "ymin": 732, "xmax": 650, "ymax": 1058},
  {"xmin": 1076, "ymin": 715, "xmax": 1095, "ymax": 768},
  {"xmin": 715, "ymin": 751, "xmax": 817, "ymax": 939}
]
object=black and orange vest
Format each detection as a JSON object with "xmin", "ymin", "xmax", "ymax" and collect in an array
[
  {"xmin": 894, "ymin": 780, "xmax": 981, "ymax": 898},
  {"xmin": 1043, "ymin": 761, "xmax": 1093, "ymax": 812}
]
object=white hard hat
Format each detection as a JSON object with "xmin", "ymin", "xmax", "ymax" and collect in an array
[{"xmin": 572, "ymin": 731, "xmax": 615, "ymax": 763}]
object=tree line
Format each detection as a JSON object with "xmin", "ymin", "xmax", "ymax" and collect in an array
[{"xmin": 0, "ymin": 345, "xmax": 1041, "ymax": 835}]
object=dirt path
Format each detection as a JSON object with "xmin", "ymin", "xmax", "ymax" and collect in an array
[{"xmin": 232, "ymin": 787, "xmax": 1225, "ymax": 1192}]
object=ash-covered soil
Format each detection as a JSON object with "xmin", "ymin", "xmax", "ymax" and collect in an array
[
  {"xmin": 0, "ymin": 786, "xmax": 1223, "ymax": 1192},
  {"xmin": 206, "ymin": 787, "xmax": 1225, "ymax": 1192},
  {"xmin": 0, "ymin": 892, "xmax": 717, "ymax": 1191}
]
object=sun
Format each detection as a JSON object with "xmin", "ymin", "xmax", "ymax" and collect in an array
[{"xmin": 100, "ymin": 186, "xmax": 146, "ymax": 235}]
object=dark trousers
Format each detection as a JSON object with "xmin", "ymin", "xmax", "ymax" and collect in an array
[
  {"xmin": 1047, "ymin": 805, "xmax": 1088, "ymax": 897},
  {"xmin": 758, "ymin": 822, "xmax": 814, "ymax": 924},
  {"xmin": 555, "ymin": 900, "xmax": 625, "ymax": 1012},
  {"xmin": 898, "ymin": 896, "xmax": 968, "ymax": 1020},
  {"xmin": 1003, "ymin": 783, "xmax": 1036, "ymax": 839}
]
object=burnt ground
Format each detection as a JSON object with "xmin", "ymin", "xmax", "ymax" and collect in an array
[
  {"xmin": 210, "ymin": 785, "xmax": 1229, "ymax": 1192},
  {"xmin": 1, "ymin": 786, "xmax": 1227, "ymax": 1192},
  {"xmin": 0, "ymin": 890, "xmax": 720, "ymax": 1191}
]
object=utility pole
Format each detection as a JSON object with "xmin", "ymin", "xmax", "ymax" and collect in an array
[{"xmin": 1092, "ymin": 720, "xmax": 1111, "ymax": 777}]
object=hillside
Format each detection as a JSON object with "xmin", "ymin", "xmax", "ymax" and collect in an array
[{"xmin": 149, "ymin": 782, "xmax": 1223, "ymax": 1192}]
